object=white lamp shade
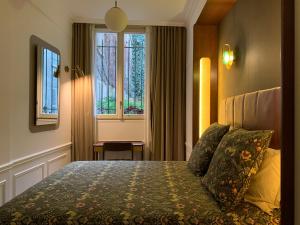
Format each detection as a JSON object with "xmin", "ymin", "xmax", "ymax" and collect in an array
[{"xmin": 105, "ymin": 6, "xmax": 128, "ymax": 32}]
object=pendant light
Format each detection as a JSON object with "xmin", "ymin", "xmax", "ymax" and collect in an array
[{"xmin": 105, "ymin": 1, "xmax": 128, "ymax": 32}]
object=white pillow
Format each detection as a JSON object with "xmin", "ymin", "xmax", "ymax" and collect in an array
[{"xmin": 244, "ymin": 148, "xmax": 280, "ymax": 214}]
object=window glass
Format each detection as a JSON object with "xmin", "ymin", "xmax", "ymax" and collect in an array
[
  {"xmin": 95, "ymin": 32, "xmax": 117, "ymax": 115},
  {"xmin": 123, "ymin": 33, "xmax": 145, "ymax": 115}
]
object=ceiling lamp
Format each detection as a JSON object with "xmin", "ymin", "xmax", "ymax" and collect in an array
[{"xmin": 105, "ymin": 1, "xmax": 128, "ymax": 32}]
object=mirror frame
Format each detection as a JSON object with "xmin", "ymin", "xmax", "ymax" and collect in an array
[{"xmin": 29, "ymin": 35, "xmax": 61, "ymax": 132}]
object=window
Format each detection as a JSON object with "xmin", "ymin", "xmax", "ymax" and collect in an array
[
  {"xmin": 123, "ymin": 34, "xmax": 145, "ymax": 115},
  {"xmin": 95, "ymin": 30, "xmax": 146, "ymax": 119},
  {"xmin": 95, "ymin": 32, "xmax": 117, "ymax": 115}
]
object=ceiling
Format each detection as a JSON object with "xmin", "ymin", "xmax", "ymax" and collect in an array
[{"xmin": 30, "ymin": 0, "xmax": 205, "ymax": 26}]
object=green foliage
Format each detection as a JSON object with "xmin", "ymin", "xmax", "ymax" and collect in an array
[
  {"xmin": 129, "ymin": 34, "xmax": 145, "ymax": 102},
  {"xmin": 96, "ymin": 97, "xmax": 144, "ymax": 115},
  {"xmin": 124, "ymin": 99, "xmax": 144, "ymax": 114},
  {"xmin": 96, "ymin": 97, "xmax": 116, "ymax": 114}
]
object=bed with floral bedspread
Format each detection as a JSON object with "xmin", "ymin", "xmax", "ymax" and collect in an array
[{"xmin": 0, "ymin": 161, "xmax": 280, "ymax": 225}]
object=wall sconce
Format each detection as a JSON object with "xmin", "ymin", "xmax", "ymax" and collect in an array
[
  {"xmin": 62, "ymin": 65, "xmax": 85, "ymax": 76},
  {"xmin": 222, "ymin": 44, "xmax": 235, "ymax": 70},
  {"xmin": 54, "ymin": 65, "xmax": 85, "ymax": 78},
  {"xmin": 199, "ymin": 58, "xmax": 211, "ymax": 137}
]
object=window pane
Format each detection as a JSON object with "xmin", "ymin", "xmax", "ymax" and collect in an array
[
  {"xmin": 95, "ymin": 32, "xmax": 117, "ymax": 115},
  {"xmin": 124, "ymin": 33, "xmax": 145, "ymax": 115},
  {"xmin": 42, "ymin": 48, "xmax": 59, "ymax": 114}
]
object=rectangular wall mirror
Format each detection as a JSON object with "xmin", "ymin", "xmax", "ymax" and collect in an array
[{"xmin": 30, "ymin": 35, "xmax": 61, "ymax": 131}]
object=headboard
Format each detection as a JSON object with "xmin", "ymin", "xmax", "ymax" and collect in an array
[{"xmin": 219, "ymin": 87, "xmax": 281, "ymax": 149}]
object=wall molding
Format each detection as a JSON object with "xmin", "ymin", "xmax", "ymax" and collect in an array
[
  {"xmin": 0, "ymin": 144, "xmax": 71, "ymax": 206},
  {"xmin": 0, "ymin": 180, "xmax": 7, "ymax": 205},
  {"xmin": 47, "ymin": 153, "xmax": 67, "ymax": 176},
  {"xmin": 184, "ymin": 0, "xmax": 207, "ymax": 26},
  {"xmin": 0, "ymin": 143, "xmax": 72, "ymax": 174},
  {"xmin": 13, "ymin": 163, "xmax": 45, "ymax": 179},
  {"xmin": 13, "ymin": 163, "xmax": 45, "ymax": 196},
  {"xmin": 73, "ymin": 17, "xmax": 186, "ymax": 27}
]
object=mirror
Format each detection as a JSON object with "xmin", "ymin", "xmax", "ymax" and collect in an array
[
  {"xmin": 29, "ymin": 35, "xmax": 61, "ymax": 131},
  {"xmin": 36, "ymin": 46, "xmax": 60, "ymax": 125}
]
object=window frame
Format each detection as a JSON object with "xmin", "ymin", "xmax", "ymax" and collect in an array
[{"xmin": 94, "ymin": 28, "xmax": 146, "ymax": 120}]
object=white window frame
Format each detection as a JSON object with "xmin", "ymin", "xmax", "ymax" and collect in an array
[{"xmin": 94, "ymin": 28, "xmax": 146, "ymax": 120}]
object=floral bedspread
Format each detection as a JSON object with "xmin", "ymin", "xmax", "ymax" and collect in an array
[{"xmin": 0, "ymin": 161, "xmax": 280, "ymax": 225}]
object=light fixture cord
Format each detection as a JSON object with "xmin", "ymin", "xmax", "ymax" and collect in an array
[{"xmin": 115, "ymin": 1, "xmax": 117, "ymax": 7}]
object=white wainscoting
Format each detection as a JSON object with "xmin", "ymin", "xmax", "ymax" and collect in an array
[
  {"xmin": 0, "ymin": 143, "xmax": 71, "ymax": 206},
  {"xmin": 13, "ymin": 163, "xmax": 45, "ymax": 196},
  {"xmin": 47, "ymin": 153, "xmax": 68, "ymax": 176},
  {"xmin": 0, "ymin": 180, "xmax": 7, "ymax": 206}
]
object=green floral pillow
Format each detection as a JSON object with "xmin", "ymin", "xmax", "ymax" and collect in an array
[
  {"xmin": 188, "ymin": 123, "xmax": 230, "ymax": 176},
  {"xmin": 202, "ymin": 128, "xmax": 273, "ymax": 209}
]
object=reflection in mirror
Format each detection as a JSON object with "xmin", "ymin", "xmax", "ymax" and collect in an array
[{"xmin": 36, "ymin": 46, "xmax": 60, "ymax": 125}]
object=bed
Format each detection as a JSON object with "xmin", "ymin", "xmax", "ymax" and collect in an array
[{"xmin": 0, "ymin": 87, "xmax": 281, "ymax": 225}]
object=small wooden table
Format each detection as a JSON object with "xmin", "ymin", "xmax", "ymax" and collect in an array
[{"xmin": 93, "ymin": 141, "xmax": 145, "ymax": 160}]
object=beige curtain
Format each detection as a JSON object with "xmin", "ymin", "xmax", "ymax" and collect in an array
[
  {"xmin": 149, "ymin": 26, "xmax": 187, "ymax": 161},
  {"xmin": 71, "ymin": 23, "xmax": 95, "ymax": 161}
]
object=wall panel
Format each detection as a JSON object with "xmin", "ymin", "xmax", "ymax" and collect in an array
[
  {"xmin": 0, "ymin": 144, "xmax": 71, "ymax": 206},
  {"xmin": 13, "ymin": 164, "xmax": 45, "ymax": 196},
  {"xmin": 0, "ymin": 180, "xmax": 7, "ymax": 206}
]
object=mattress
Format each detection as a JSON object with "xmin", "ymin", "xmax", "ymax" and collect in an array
[{"xmin": 0, "ymin": 161, "xmax": 280, "ymax": 225}]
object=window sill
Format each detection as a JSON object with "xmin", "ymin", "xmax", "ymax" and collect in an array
[{"xmin": 96, "ymin": 116, "xmax": 145, "ymax": 121}]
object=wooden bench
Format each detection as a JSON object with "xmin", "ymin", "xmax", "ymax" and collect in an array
[{"xmin": 93, "ymin": 141, "xmax": 145, "ymax": 160}]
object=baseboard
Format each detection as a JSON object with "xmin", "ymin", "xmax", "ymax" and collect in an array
[{"xmin": 0, "ymin": 143, "xmax": 71, "ymax": 206}]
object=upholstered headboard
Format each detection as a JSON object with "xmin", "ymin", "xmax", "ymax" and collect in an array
[{"xmin": 219, "ymin": 87, "xmax": 281, "ymax": 149}]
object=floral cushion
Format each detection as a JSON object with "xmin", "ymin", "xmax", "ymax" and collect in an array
[
  {"xmin": 188, "ymin": 123, "xmax": 230, "ymax": 176},
  {"xmin": 202, "ymin": 128, "xmax": 273, "ymax": 209}
]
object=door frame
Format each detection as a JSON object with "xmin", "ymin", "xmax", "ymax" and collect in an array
[{"xmin": 281, "ymin": 0, "xmax": 295, "ymax": 224}]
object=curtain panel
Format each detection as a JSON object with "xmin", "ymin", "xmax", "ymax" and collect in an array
[
  {"xmin": 149, "ymin": 26, "xmax": 187, "ymax": 161},
  {"xmin": 71, "ymin": 23, "xmax": 95, "ymax": 161}
]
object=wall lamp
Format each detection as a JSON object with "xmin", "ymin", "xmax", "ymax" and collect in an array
[
  {"xmin": 199, "ymin": 58, "xmax": 211, "ymax": 137},
  {"xmin": 222, "ymin": 44, "xmax": 235, "ymax": 70},
  {"xmin": 57, "ymin": 65, "xmax": 85, "ymax": 77},
  {"xmin": 61, "ymin": 65, "xmax": 85, "ymax": 77}
]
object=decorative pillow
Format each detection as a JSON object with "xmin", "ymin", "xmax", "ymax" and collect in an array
[
  {"xmin": 188, "ymin": 123, "xmax": 230, "ymax": 176},
  {"xmin": 202, "ymin": 128, "xmax": 273, "ymax": 209},
  {"xmin": 244, "ymin": 148, "xmax": 281, "ymax": 214}
]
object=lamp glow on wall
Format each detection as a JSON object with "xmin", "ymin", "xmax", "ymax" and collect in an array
[
  {"xmin": 105, "ymin": 1, "xmax": 128, "ymax": 32},
  {"xmin": 199, "ymin": 58, "xmax": 211, "ymax": 137},
  {"xmin": 222, "ymin": 44, "xmax": 234, "ymax": 70}
]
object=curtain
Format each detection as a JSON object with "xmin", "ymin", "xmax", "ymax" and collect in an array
[
  {"xmin": 71, "ymin": 23, "xmax": 95, "ymax": 161},
  {"xmin": 144, "ymin": 27, "xmax": 152, "ymax": 160},
  {"xmin": 149, "ymin": 26, "xmax": 187, "ymax": 161}
]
